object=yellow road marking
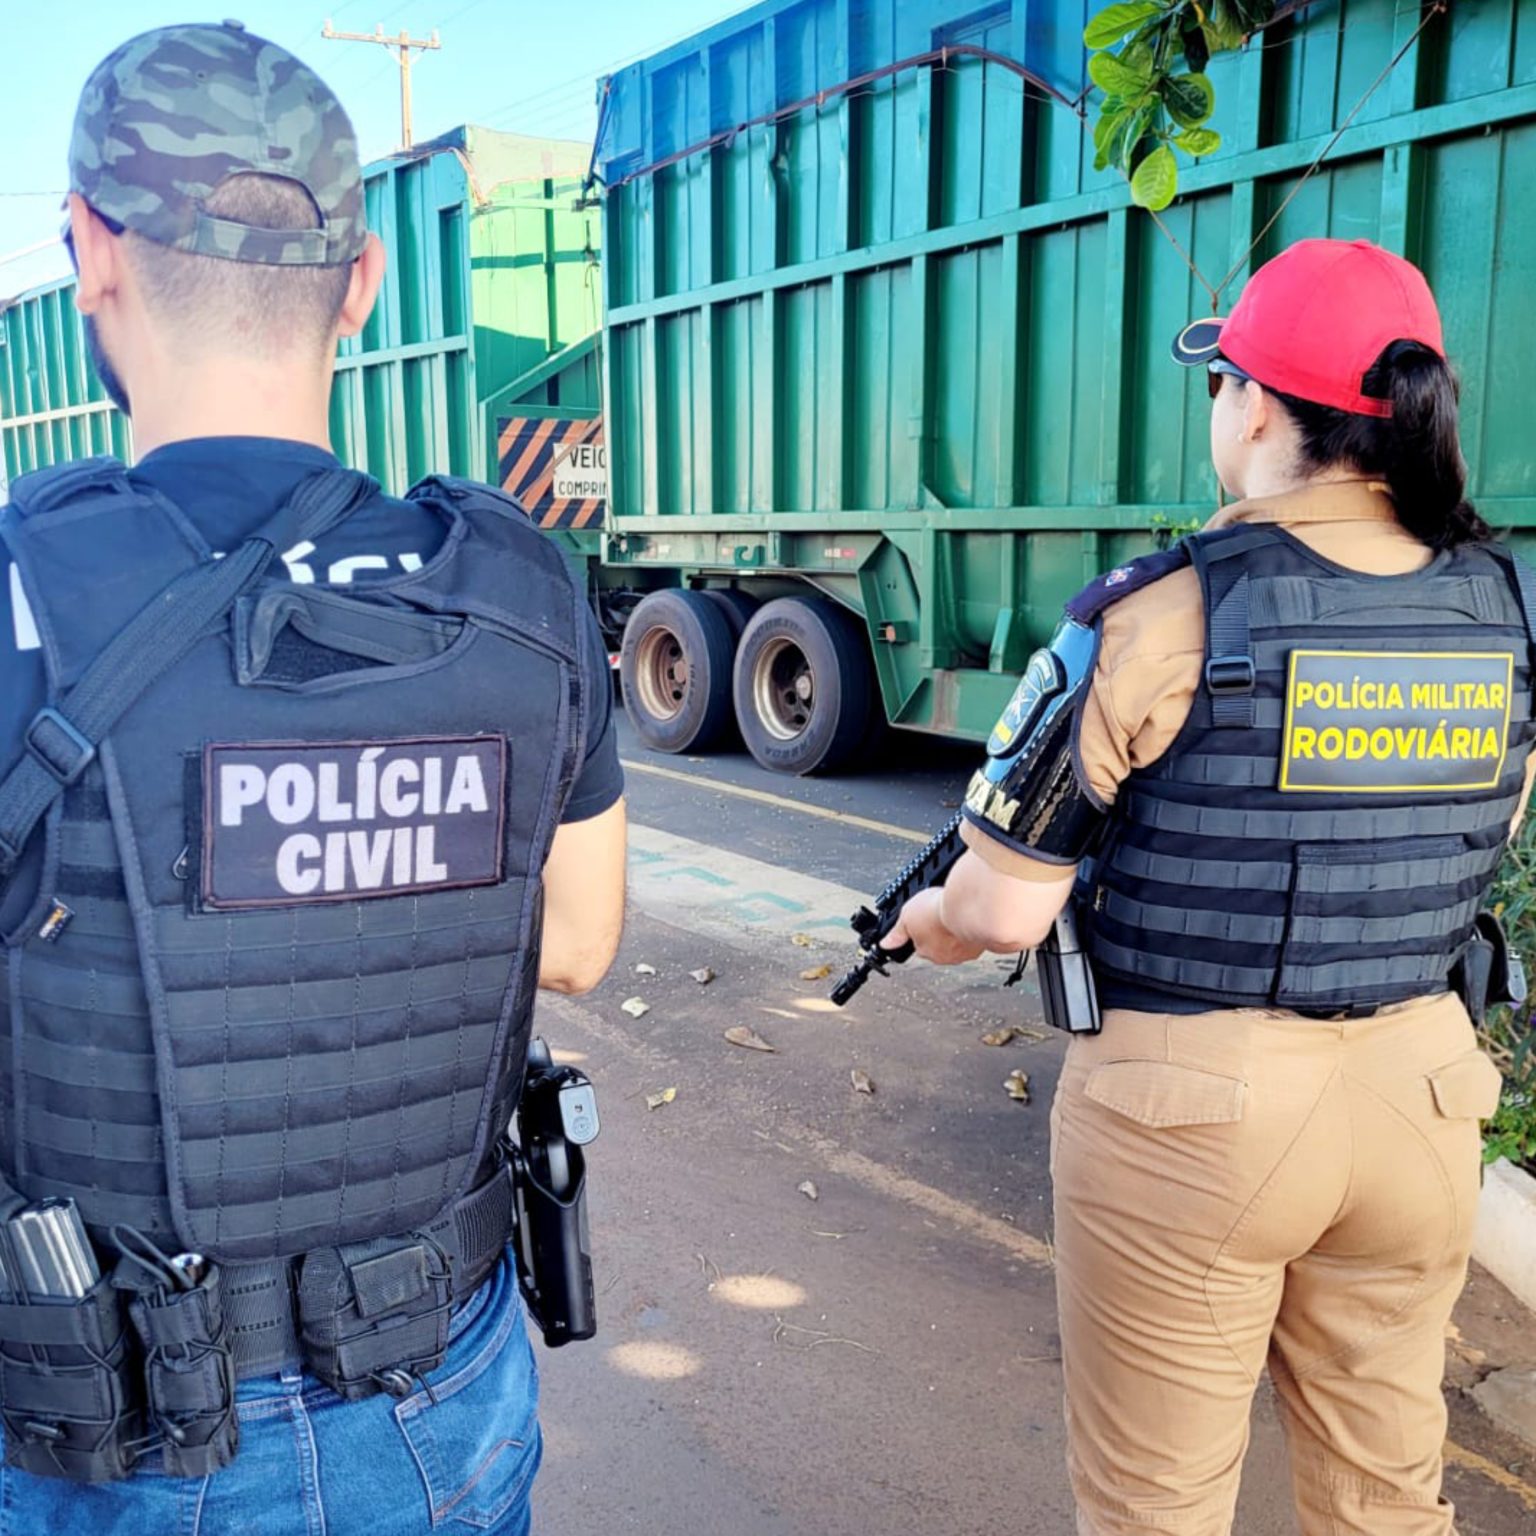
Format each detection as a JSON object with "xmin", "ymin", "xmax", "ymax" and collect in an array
[
  {"xmin": 1443, "ymin": 1439, "xmax": 1536, "ymax": 1511},
  {"xmin": 621, "ymin": 759, "xmax": 931, "ymax": 845}
]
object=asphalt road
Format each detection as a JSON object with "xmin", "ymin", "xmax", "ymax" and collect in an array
[{"xmin": 529, "ymin": 714, "xmax": 1536, "ymax": 1536}]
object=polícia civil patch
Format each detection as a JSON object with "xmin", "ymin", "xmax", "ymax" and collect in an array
[{"xmin": 200, "ymin": 735, "xmax": 506, "ymax": 908}]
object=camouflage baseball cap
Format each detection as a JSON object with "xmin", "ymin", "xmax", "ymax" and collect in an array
[{"xmin": 69, "ymin": 20, "xmax": 365, "ymax": 267}]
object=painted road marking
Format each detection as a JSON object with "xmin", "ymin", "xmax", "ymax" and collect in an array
[
  {"xmin": 629, "ymin": 824, "xmax": 862, "ymax": 943},
  {"xmin": 627, "ymin": 823, "xmax": 1031, "ymax": 1001},
  {"xmin": 1443, "ymin": 1440, "xmax": 1536, "ymax": 1511},
  {"xmin": 541, "ymin": 993, "xmax": 1053, "ymax": 1271},
  {"xmin": 622, "ymin": 759, "xmax": 931, "ymax": 844},
  {"xmin": 767, "ymin": 1116, "xmax": 1054, "ymax": 1270},
  {"xmin": 628, "ymin": 822, "xmax": 1024, "ymax": 1009}
]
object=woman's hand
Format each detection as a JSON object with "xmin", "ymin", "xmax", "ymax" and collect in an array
[{"xmin": 882, "ymin": 888, "xmax": 986, "ymax": 967}]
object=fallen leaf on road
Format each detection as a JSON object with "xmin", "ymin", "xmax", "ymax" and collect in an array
[
  {"xmin": 791, "ymin": 933, "xmax": 813, "ymax": 947},
  {"xmin": 1004, "ymin": 1069, "xmax": 1031, "ymax": 1104},
  {"xmin": 724, "ymin": 1025, "xmax": 777, "ymax": 1053},
  {"xmin": 850, "ymin": 1069, "xmax": 875, "ymax": 1095},
  {"xmin": 690, "ymin": 967, "xmax": 716, "ymax": 985},
  {"xmin": 645, "ymin": 1086, "xmax": 677, "ymax": 1111},
  {"xmin": 621, "ymin": 997, "xmax": 651, "ymax": 1018},
  {"xmin": 634, "ymin": 962, "xmax": 657, "ymax": 976},
  {"xmin": 798, "ymin": 1180, "xmax": 819, "ymax": 1202},
  {"xmin": 800, "ymin": 964, "xmax": 832, "ymax": 981},
  {"xmin": 981, "ymin": 1026, "xmax": 1022, "ymax": 1047}
]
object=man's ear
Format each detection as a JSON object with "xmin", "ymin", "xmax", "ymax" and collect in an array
[
  {"xmin": 336, "ymin": 232, "xmax": 386, "ymax": 340},
  {"xmin": 1243, "ymin": 378, "xmax": 1272, "ymax": 442},
  {"xmin": 68, "ymin": 193, "xmax": 122, "ymax": 316}
]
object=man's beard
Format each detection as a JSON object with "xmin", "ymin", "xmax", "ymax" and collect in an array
[{"xmin": 83, "ymin": 315, "xmax": 131, "ymax": 416}]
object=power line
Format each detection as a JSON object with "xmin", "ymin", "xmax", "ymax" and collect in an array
[
  {"xmin": 322, "ymin": 19, "xmax": 443, "ymax": 149},
  {"xmin": 0, "ymin": 236, "xmax": 64, "ymax": 268},
  {"xmin": 479, "ymin": 11, "xmax": 747, "ymax": 131},
  {"xmin": 434, "ymin": 0, "xmax": 495, "ymax": 28}
]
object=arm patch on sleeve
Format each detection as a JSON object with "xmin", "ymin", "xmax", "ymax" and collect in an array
[{"xmin": 1065, "ymin": 545, "xmax": 1192, "ymax": 626}]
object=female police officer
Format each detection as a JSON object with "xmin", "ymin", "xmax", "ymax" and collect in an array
[{"xmin": 888, "ymin": 238, "xmax": 1533, "ymax": 1536}]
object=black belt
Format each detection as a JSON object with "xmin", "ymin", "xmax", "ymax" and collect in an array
[{"xmin": 220, "ymin": 1167, "xmax": 517, "ymax": 1382}]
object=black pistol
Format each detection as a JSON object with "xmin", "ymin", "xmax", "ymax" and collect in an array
[
  {"xmin": 510, "ymin": 1038, "xmax": 600, "ymax": 1347},
  {"xmin": 830, "ymin": 814, "xmax": 966, "ymax": 1006}
]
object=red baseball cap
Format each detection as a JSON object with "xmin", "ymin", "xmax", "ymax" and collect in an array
[{"xmin": 1171, "ymin": 238, "xmax": 1445, "ymax": 418}]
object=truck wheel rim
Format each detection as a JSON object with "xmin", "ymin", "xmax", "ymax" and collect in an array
[
  {"xmin": 634, "ymin": 626, "xmax": 689, "ymax": 721},
  {"xmin": 752, "ymin": 637, "xmax": 814, "ymax": 741}
]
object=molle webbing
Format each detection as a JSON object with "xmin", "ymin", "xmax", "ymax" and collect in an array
[
  {"xmin": 12, "ymin": 767, "xmax": 177, "ymax": 1239},
  {"xmin": 1087, "ymin": 527, "xmax": 1536, "ymax": 1015}
]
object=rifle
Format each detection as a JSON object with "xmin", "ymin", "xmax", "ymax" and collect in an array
[
  {"xmin": 829, "ymin": 815, "xmax": 965, "ymax": 1007},
  {"xmin": 828, "ymin": 815, "xmax": 1102, "ymax": 1034}
]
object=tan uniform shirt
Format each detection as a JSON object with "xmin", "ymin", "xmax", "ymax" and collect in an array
[{"xmin": 962, "ymin": 478, "xmax": 1535, "ymax": 882}]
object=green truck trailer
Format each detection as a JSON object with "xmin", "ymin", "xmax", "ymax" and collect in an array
[
  {"xmin": 7, "ymin": 6, "xmax": 1536, "ymax": 776},
  {"xmin": 0, "ymin": 123, "xmax": 604, "ymax": 537},
  {"xmin": 591, "ymin": 0, "xmax": 1536, "ymax": 771}
]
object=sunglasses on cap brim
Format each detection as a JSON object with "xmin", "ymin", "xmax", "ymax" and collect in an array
[
  {"xmin": 1206, "ymin": 358, "xmax": 1255, "ymax": 400},
  {"xmin": 59, "ymin": 202, "xmax": 127, "ymax": 269}
]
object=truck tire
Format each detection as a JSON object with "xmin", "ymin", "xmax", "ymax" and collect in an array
[
  {"xmin": 621, "ymin": 589, "xmax": 736, "ymax": 753},
  {"xmin": 733, "ymin": 596, "xmax": 876, "ymax": 775},
  {"xmin": 700, "ymin": 587, "xmax": 759, "ymax": 643}
]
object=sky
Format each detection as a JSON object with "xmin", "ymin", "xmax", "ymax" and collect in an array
[{"xmin": 0, "ymin": 0, "xmax": 750, "ymax": 298}]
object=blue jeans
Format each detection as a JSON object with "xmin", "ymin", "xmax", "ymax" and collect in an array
[{"xmin": 0, "ymin": 1255, "xmax": 541, "ymax": 1535}]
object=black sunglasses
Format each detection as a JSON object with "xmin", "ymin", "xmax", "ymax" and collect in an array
[
  {"xmin": 1206, "ymin": 358, "xmax": 1255, "ymax": 400},
  {"xmin": 59, "ymin": 204, "xmax": 126, "ymax": 271}
]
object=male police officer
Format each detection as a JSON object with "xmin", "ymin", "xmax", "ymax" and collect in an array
[
  {"xmin": 0, "ymin": 22, "xmax": 625, "ymax": 1534},
  {"xmin": 887, "ymin": 240, "xmax": 1532, "ymax": 1533}
]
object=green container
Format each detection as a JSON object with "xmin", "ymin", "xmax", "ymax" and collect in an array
[
  {"xmin": 1, "ymin": 124, "xmax": 602, "ymax": 499},
  {"xmin": 593, "ymin": 0, "xmax": 1536, "ymax": 744}
]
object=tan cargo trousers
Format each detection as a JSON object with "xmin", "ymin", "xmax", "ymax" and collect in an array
[{"xmin": 1049, "ymin": 996, "xmax": 1505, "ymax": 1536}]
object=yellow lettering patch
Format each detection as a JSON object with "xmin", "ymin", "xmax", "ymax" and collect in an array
[{"xmin": 1280, "ymin": 650, "xmax": 1514, "ymax": 794}]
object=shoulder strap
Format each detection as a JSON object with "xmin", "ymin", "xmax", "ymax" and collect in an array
[
  {"xmin": 0, "ymin": 468, "xmax": 372, "ymax": 890},
  {"xmin": 1064, "ymin": 543, "xmax": 1192, "ymax": 626},
  {"xmin": 1184, "ymin": 525, "xmax": 1288, "ymax": 732},
  {"xmin": 407, "ymin": 474, "xmax": 530, "ymax": 519},
  {"xmin": 7, "ymin": 455, "xmax": 132, "ymax": 519},
  {"xmin": 1482, "ymin": 541, "xmax": 1536, "ymax": 670}
]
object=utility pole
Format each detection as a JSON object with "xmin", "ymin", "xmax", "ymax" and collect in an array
[{"xmin": 321, "ymin": 20, "xmax": 441, "ymax": 150}]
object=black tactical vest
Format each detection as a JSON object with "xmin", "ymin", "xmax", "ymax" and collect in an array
[
  {"xmin": 0, "ymin": 459, "xmax": 584, "ymax": 1265},
  {"xmin": 1084, "ymin": 522, "xmax": 1536, "ymax": 1016}
]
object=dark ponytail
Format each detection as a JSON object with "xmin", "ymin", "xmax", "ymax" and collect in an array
[{"xmin": 1274, "ymin": 340, "xmax": 1490, "ymax": 549}]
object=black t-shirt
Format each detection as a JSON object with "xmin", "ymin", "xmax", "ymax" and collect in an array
[{"xmin": 0, "ymin": 436, "xmax": 621, "ymax": 935}]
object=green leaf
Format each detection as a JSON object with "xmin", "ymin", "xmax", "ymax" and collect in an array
[
  {"xmin": 1093, "ymin": 112, "xmax": 1127, "ymax": 169},
  {"xmin": 1093, "ymin": 102, "xmax": 1131, "ymax": 160},
  {"xmin": 1130, "ymin": 143, "xmax": 1179, "ymax": 211},
  {"xmin": 1179, "ymin": 15, "xmax": 1212, "ymax": 73},
  {"xmin": 1175, "ymin": 126, "xmax": 1222, "ymax": 157},
  {"xmin": 1120, "ymin": 32, "xmax": 1157, "ymax": 77},
  {"xmin": 1082, "ymin": 1, "xmax": 1163, "ymax": 50},
  {"xmin": 1089, "ymin": 50, "xmax": 1153, "ymax": 99},
  {"xmin": 1115, "ymin": 103, "xmax": 1161, "ymax": 174},
  {"xmin": 1207, "ymin": 0, "xmax": 1269, "ymax": 50},
  {"xmin": 1162, "ymin": 71, "xmax": 1216, "ymax": 128}
]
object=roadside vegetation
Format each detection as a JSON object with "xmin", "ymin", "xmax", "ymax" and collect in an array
[{"xmin": 1485, "ymin": 828, "xmax": 1536, "ymax": 1172}]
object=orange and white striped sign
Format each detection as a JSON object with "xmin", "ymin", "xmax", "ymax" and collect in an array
[{"xmin": 496, "ymin": 415, "xmax": 606, "ymax": 529}]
